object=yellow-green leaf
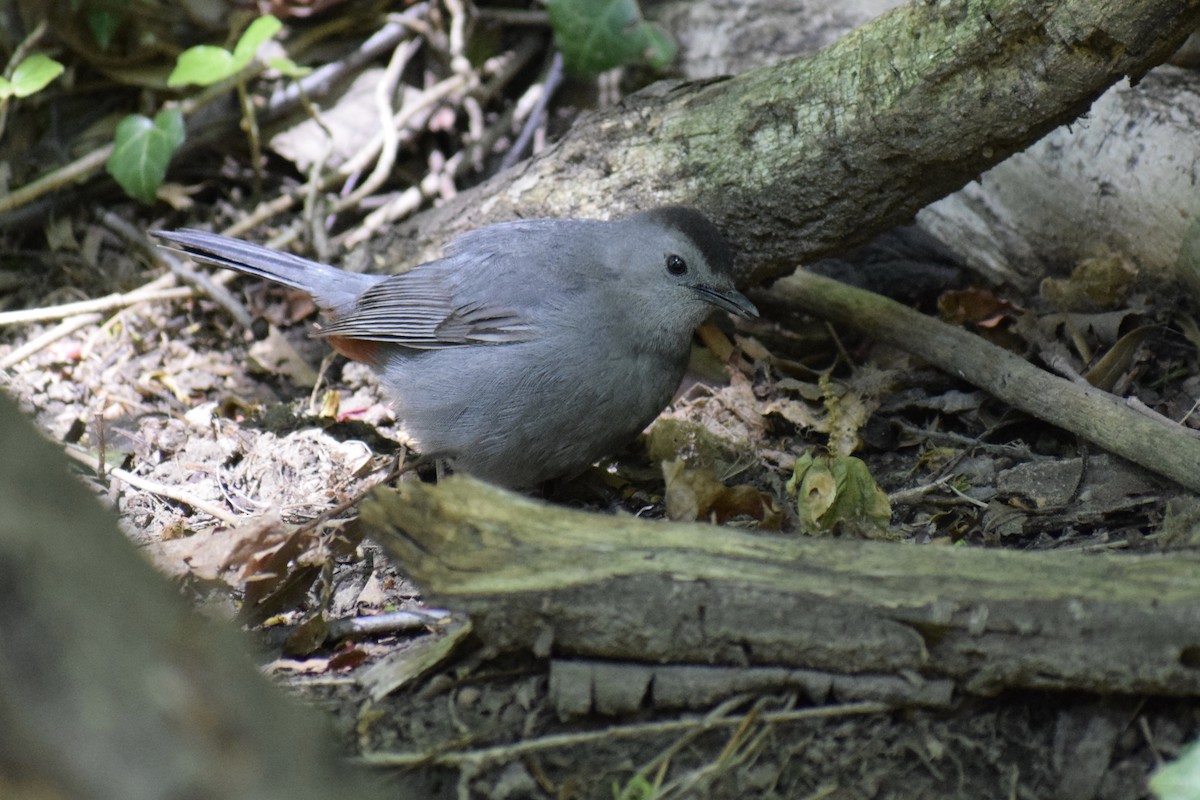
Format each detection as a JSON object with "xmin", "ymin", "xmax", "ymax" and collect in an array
[
  {"xmin": 10, "ymin": 54, "xmax": 64, "ymax": 98},
  {"xmin": 787, "ymin": 451, "xmax": 891, "ymax": 537}
]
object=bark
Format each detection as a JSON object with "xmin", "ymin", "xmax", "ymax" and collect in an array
[
  {"xmin": 0, "ymin": 392, "xmax": 387, "ymax": 800},
  {"xmin": 362, "ymin": 476, "xmax": 1200, "ymax": 698},
  {"xmin": 373, "ymin": 0, "xmax": 1200, "ymax": 288},
  {"xmin": 918, "ymin": 66, "xmax": 1200, "ymax": 289},
  {"xmin": 656, "ymin": 1, "xmax": 1200, "ymax": 290}
]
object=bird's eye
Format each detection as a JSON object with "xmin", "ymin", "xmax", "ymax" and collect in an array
[{"xmin": 666, "ymin": 254, "xmax": 688, "ymax": 275}]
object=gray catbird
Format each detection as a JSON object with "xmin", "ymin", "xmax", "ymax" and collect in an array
[{"xmin": 154, "ymin": 207, "xmax": 757, "ymax": 487}]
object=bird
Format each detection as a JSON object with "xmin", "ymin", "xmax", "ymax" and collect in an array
[{"xmin": 153, "ymin": 207, "xmax": 757, "ymax": 488}]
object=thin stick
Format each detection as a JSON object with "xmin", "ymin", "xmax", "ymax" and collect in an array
[
  {"xmin": 104, "ymin": 211, "xmax": 255, "ymax": 329},
  {"xmin": 107, "ymin": 466, "xmax": 242, "ymax": 526},
  {"xmin": 338, "ymin": 37, "xmax": 424, "ymax": 208},
  {"xmin": 0, "ymin": 312, "xmax": 101, "ymax": 369},
  {"xmin": 500, "ymin": 51, "xmax": 564, "ymax": 171},
  {"xmin": 0, "ymin": 283, "xmax": 194, "ymax": 327},
  {"xmin": 357, "ymin": 701, "xmax": 889, "ymax": 768}
]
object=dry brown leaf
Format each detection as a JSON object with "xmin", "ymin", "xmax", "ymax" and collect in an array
[
  {"xmin": 146, "ymin": 512, "xmax": 286, "ymax": 583},
  {"xmin": 663, "ymin": 459, "xmax": 780, "ymax": 527}
]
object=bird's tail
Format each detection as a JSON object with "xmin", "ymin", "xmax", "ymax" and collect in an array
[{"xmin": 152, "ymin": 229, "xmax": 379, "ymax": 312}]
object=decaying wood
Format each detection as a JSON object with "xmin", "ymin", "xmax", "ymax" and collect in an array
[
  {"xmin": 547, "ymin": 659, "xmax": 955, "ymax": 717},
  {"xmin": 0, "ymin": 392, "xmax": 386, "ymax": 800},
  {"xmin": 362, "ymin": 476, "xmax": 1200, "ymax": 699},
  {"xmin": 375, "ymin": 0, "xmax": 1200, "ymax": 287}
]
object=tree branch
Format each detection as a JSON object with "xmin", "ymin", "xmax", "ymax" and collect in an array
[{"xmin": 376, "ymin": 0, "xmax": 1200, "ymax": 285}]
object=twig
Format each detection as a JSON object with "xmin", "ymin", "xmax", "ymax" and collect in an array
[
  {"xmin": 357, "ymin": 701, "xmax": 890, "ymax": 768},
  {"xmin": 340, "ymin": 77, "xmax": 519, "ymax": 249},
  {"xmin": 103, "ymin": 211, "xmax": 255, "ymax": 329},
  {"xmin": 0, "ymin": 281, "xmax": 193, "ymax": 327},
  {"xmin": 0, "ymin": 147, "xmax": 114, "ymax": 217},
  {"xmin": 500, "ymin": 51, "xmax": 564, "ymax": 171},
  {"xmin": 476, "ymin": 8, "xmax": 548, "ymax": 25},
  {"xmin": 106, "ymin": 466, "xmax": 242, "ymax": 526},
  {"xmin": 765, "ymin": 270, "xmax": 1200, "ymax": 492},
  {"xmin": 660, "ymin": 700, "xmax": 777, "ymax": 799},
  {"xmin": 338, "ymin": 37, "xmax": 425, "ymax": 208},
  {"xmin": 327, "ymin": 608, "xmax": 452, "ymax": 641},
  {"xmin": 263, "ymin": 6, "xmax": 431, "ymax": 119},
  {"xmin": 0, "ymin": 312, "xmax": 101, "ymax": 370},
  {"xmin": 338, "ymin": 72, "xmax": 471, "ymax": 198},
  {"xmin": 342, "ymin": 150, "xmax": 464, "ymax": 247},
  {"xmin": 630, "ymin": 694, "xmax": 757, "ymax": 793}
]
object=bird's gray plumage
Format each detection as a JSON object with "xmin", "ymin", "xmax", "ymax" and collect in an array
[{"xmin": 153, "ymin": 207, "xmax": 756, "ymax": 487}]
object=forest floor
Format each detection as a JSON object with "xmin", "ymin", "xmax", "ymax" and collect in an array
[{"xmin": 1, "ymin": 6, "xmax": 1197, "ymax": 799}]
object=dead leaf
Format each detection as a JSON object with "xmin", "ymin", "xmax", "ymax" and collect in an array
[
  {"xmin": 146, "ymin": 512, "xmax": 287, "ymax": 582},
  {"xmin": 938, "ymin": 287, "xmax": 1020, "ymax": 327},
  {"xmin": 662, "ymin": 459, "xmax": 780, "ymax": 527},
  {"xmin": 646, "ymin": 418, "xmax": 745, "ymax": 472},
  {"xmin": 1083, "ymin": 325, "xmax": 1156, "ymax": 391},
  {"xmin": 1040, "ymin": 252, "xmax": 1138, "ymax": 312},
  {"xmin": 248, "ymin": 325, "xmax": 319, "ymax": 387}
]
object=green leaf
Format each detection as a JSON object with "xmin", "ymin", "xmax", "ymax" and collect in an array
[
  {"xmin": 267, "ymin": 56, "xmax": 311, "ymax": 78},
  {"xmin": 546, "ymin": 0, "xmax": 677, "ymax": 77},
  {"xmin": 232, "ymin": 15, "xmax": 282, "ymax": 70},
  {"xmin": 84, "ymin": 2, "xmax": 127, "ymax": 51},
  {"xmin": 613, "ymin": 774, "xmax": 658, "ymax": 800},
  {"xmin": 1151, "ymin": 741, "xmax": 1200, "ymax": 800},
  {"xmin": 787, "ymin": 451, "xmax": 892, "ymax": 536},
  {"xmin": 166, "ymin": 15, "xmax": 282, "ymax": 88},
  {"xmin": 635, "ymin": 25, "xmax": 675, "ymax": 71},
  {"xmin": 9, "ymin": 54, "xmax": 65, "ymax": 98},
  {"xmin": 168, "ymin": 45, "xmax": 237, "ymax": 88},
  {"xmin": 106, "ymin": 108, "xmax": 185, "ymax": 204}
]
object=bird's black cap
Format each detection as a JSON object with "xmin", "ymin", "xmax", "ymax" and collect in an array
[{"xmin": 632, "ymin": 206, "xmax": 735, "ymax": 273}]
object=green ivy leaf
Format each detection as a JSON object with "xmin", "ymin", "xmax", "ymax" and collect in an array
[
  {"xmin": 546, "ymin": 0, "xmax": 676, "ymax": 77},
  {"xmin": 167, "ymin": 15, "xmax": 282, "ymax": 88},
  {"xmin": 268, "ymin": 56, "xmax": 311, "ymax": 78},
  {"xmin": 6, "ymin": 54, "xmax": 65, "ymax": 98},
  {"xmin": 232, "ymin": 15, "xmax": 282, "ymax": 70},
  {"xmin": 75, "ymin": 0, "xmax": 129, "ymax": 51},
  {"xmin": 106, "ymin": 108, "xmax": 185, "ymax": 204},
  {"xmin": 168, "ymin": 45, "xmax": 236, "ymax": 88}
]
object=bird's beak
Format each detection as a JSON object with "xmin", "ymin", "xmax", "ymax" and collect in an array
[{"xmin": 693, "ymin": 284, "xmax": 759, "ymax": 319}]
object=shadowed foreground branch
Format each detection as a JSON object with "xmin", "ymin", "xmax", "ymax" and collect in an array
[{"xmin": 0, "ymin": 392, "xmax": 387, "ymax": 800}]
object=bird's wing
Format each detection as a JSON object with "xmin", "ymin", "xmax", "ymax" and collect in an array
[{"xmin": 314, "ymin": 263, "xmax": 537, "ymax": 349}]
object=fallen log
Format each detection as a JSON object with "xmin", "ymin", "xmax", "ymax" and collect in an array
[{"xmin": 363, "ymin": 476, "xmax": 1200, "ymax": 698}]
